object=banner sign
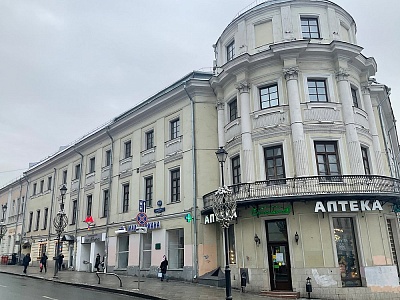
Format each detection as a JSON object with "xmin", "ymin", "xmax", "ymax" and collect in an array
[{"xmin": 314, "ymin": 200, "xmax": 383, "ymax": 213}]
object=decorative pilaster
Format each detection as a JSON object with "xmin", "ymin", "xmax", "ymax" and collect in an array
[
  {"xmin": 336, "ymin": 68, "xmax": 364, "ymax": 174},
  {"xmin": 235, "ymin": 81, "xmax": 254, "ymax": 183},
  {"xmin": 216, "ymin": 100, "xmax": 225, "ymax": 148},
  {"xmin": 361, "ymin": 82, "xmax": 384, "ymax": 175},
  {"xmin": 283, "ymin": 66, "xmax": 308, "ymax": 177}
]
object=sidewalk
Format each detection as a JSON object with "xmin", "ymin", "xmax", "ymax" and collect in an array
[{"xmin": 0, "ymin": 264, "xmax": 276, "ymax": 300}]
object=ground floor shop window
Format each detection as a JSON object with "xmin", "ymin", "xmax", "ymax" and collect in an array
[
  {"xmin": 333, "ymin": 217, "xmax": 361, "ymax": 287},
  {"xmin": 142, "ymin": 233, "xmax": 152, "ymax": 269},
  {"xmin": 168, "ymin": 229, "xmax": 184, "ymax": 269},
  {"xmin": 39, "ymin": 243, "xmax": 47, "ymax": 258},
  {"xmin": 117, "ymin": 235, "xmax": 129, "ymax": 269},
  {"xmin": 228, "ymin": 225, "xmax": 236, "ymax": 264},
  {"xmin": 386, "ymin": 218, "xmax": 400, "ymax": 277}
]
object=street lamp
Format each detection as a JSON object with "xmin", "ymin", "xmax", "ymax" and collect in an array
[
  {"xmin": 213, "ymin": 147, "xmax": 236, "ymax": 300},
  {"xmin": 0, "ymin": 204, "xmax": 8, "ymax": 242},
  {"xmin": 53, "ymin": 185, "xmax": 68, "ymax": 279}
]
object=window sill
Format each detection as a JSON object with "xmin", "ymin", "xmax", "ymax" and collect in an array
[{"xmin": 167, "ymin": 201, "xmax": 181, "ymax": 205}]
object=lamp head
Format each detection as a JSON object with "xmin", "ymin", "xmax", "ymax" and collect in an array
[
  {"xmin": 1, "ymin": 204, "xmax": 7, "ymax": 213},
  {"xmin": 60, "ymin": 184, "xmax": 67, "ymax": 197},
  {"xmin": 215, "ymin": 147, "xmax": 228, "ymax": 164}
]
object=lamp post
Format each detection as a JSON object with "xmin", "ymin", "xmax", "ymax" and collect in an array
[
  {"xmin": 213, "ymin": 147, "xmax": 236, "ymax": 300},
  {"xmin": 0, "ymin": 204, "xmax": 8, "ymax": 243},
  {"xmin": 53, "ymin": 185, "xmax": 68, "ymax": 279}
]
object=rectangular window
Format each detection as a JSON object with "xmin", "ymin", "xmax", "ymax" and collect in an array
[
  {"xmin": 168, "ymin": 229, "xmax": 184, "ymax": 269},
  {"xmin": 35, "ymin": 210, "xmax": 40, "ymax": 231},
  {"xmin": 386, "ymin": 219, "xmax": 400, "ymax": 277},
  {"xmin": 38, "ymin": 244, "xmax": 47, "ymax": 257},
  {"xmin": 146, "ymin": 130, "xmax": 154, "ymax": 150},
  {"xmin": 229, "ymin": 98, "xmax": 238, "ymax": 122},
  {"xmin": 171, "ymin": 169, "xmax": 180, "ymax": 203},
  {"xmin": 361, "ymin": 147, "xmax": 371, "ymax": 175},
  {"xmin": 75, "ymin": 164, "xmax": 81, "ymax": 180},
  {"xmin": 145, "ymin": 176, "xmax": 153, "ymax": 208},
  {"xmin": 40, "ymin": 180, "xmax": 44, "ymax": 193},
  {"xmin": 351, "ymin": 87, "xmax": 359, "ymax": 108},
  {"xmin": 232, "ymin": 156, "xmax": 241, "ymax": 193},
  {"xmin": 21, "ymin": 197, "xmax": 24, "ymax": 215},
  {"xmin": 170, "ymin": 118, "xmax": 180, "ymax": 140},
  {"xmin": 301, "ymin": 17, "xmax": 320, "ymax": 39},
  {"xmin": 308, "ymin": 79, "xmax": 328, "ymax": 102},
  {"xmin": 124, "ymin": 140, "xmax": 132, "ymax": 158},
  {"xmin": 105, "ymin": 150, "xmax": 111, "ymax": 167},
  {"xmin": 260, "ymin": 84, "xmax": 279, "ymax": 109},
  {"xmin": 28, "ymin": 212, "xmax": 33, "ymax": 232},
  {"xmin": 47, "ymin": 176, "xmax": 52, "ymax": 191},
  {"xmin": 264, "ymin": 145, "xmax": 286, "ymax": 182},
  {"xmin": 62, "ymin": 170, "xmax": 67, "ymax": 184},
  {"xmin": 142, "ymin": 233, "xmax": 152, "ymax": 269},
  {"xmin": 228, "ymin": 224, "xmax": 236, "ymax": 264},
  {"xmin": 333, "ymin": 217, "xmax": 361, "ymax": 287},
  {"xmin": 89, "ymin": 157, "xmax": 95, "ymax": 173},
  {"xmin": 103, "ymin": 189, "xmax": 109, "ymax": 218},
  {"xmin": 33, "ymin": 183, "xmax": 37, "ymax": 195},
  {"xmin": 86, "ymin": 195, "xmax": 92, "ymax": 217},
  {"xmin": 315, "ymin": 141, "xmax": 341, "ymax": 180},
  {"xmin": 122, "ymin": 184, "xmax": 129, "ymax": 213},
  {"xmin": 43, "ymin": 208, "xmax": 48, "ymax": 230},
  {"xmin": 71, "ymin": 200, "xmax": 77, "ymax": 225},
  {"xmin": 227, "ymin": 40, "xmax": 235, "ymax": 61},
  {"xmin": 117, "ymin": 235, "xmax": 129, "ymax": 269}
]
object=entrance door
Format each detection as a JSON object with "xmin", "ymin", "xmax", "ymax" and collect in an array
[{"xmin": 266, "ymin": 219, "xmax": 292, "ymax": 290}]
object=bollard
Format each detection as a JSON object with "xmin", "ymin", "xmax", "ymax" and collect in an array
[{"xmin": 306, "ymin": 277, "xmax": 312, "ymax": 299}]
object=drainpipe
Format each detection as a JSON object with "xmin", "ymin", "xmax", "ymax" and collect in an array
[
  {"xmin": 105, "ymin": 126, "xmax": 114, "ymax": 273},
  {"xmin": 73, "ymin": 147, "xmax": 84, "ymax": 270},
  {"xmin": 18, "ymin": 174, "xmax": 29, "ymax": 264},
  {"xmin": 47, "ymin": 168, "xmax": 58, "ymax": 247},
  {"xmin": 183, "ymin": 79, "xmax": 198, "ymax": 281},
  {"xmin": 13, "ymin": 177, "xmax": 23, "ymax": 254}
]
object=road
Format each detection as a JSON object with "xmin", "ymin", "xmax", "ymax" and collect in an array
[{"xmin": 0, "ymin": 273, "xmax": 142, "ymax": 300}]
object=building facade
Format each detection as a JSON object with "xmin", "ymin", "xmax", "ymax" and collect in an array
[{"xmin": 0, "ymin": 1, "xmax": 399, "ymax": 299}]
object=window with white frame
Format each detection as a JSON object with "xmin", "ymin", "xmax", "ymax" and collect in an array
[
  {"xmin": 40, "ymin": 180, "xmax": 44, "ymax": 193},
  {"xmin": 105, "ymin": 150, "xmax": 111, "ymax": 167},
  {"xmin": 141, "ymin": 233, "xmax": 152, "ymax": 269},
  {"xmin": 231, "ymin": 155, "xmax": 241, "ymax": 193},
  {"xmin": 103, "ymin": 189, "xmax": 109, "ymax": 218},
  {"xmin": 229, "ymin": 98, "xmax": 238, "ymax": 122},
  {"xmin": 62, "ymin": 170, "xmax": 67, "ymax": 184},
  {"xmin": 170, "ymin": 168, "xmax": 180, "ymax": 203},
  {"xmin": 361, "ymin": 147, "xmax": 371, "ymax": 175},
  {"xmin": 145, "ymin": 130, "xmax": 154, "ymax": 150},
  {"xmin": 43, "ymin": 208, "xmax": 48, "ymax": 230},
  {"xmin": 124, "ymin": 140, "xmax": 132, "ymax": 159},
  {"xmin": 86, "ymin": 195, "xmax": 92, "ymax": 217},
  {"xmin": 71, "ymin": 200, "xmax": 77, "ymax": 225},
  {"xmin": 33, "ymin": 183, "xmax": 37, "ymax": 195},
  {"xmin": 227, "ymin": 40, "xmax": 235, "ymax": 61},
  {"xmin": 145, "ymin": 176, "xmax": 153, "ymax": 208},
  {"xmin": 264, "ymin": 145, "xmax": 286, "ymax": 182},
  {"xmin": 28, "ymin": 211, "xmax": 33, "ymax": 232},
  {"xmin": 301, "ymin": 17, "xmax": 320, "ymax": 39},
  {"xmin": 170, "ymin": 118, "xmax": 180, "ymax": 140},
  {"xmin": 168, "ymin": 229, "xmax": 184, "ymax": 269},
  {"xmin": 117, "ymin": 235, "xmax": 129, "ymax": 269},
  {"xmin": 260, "ymin": 84, "xmax": 279, "ymax": 109},
  {"xmin": 122, "ymin": 183, "xmax": 129, "ymax": 213},
  {"xmin": 351, "ymin": 87, "xmax": 359, "ymax": 108},
  {"xmin": 75, "ymin": 164, "xmax": 81, "ymax": 180},
  {"xmin": 47, "ymin": 176, "xmax": 52, "ymax": 190},
  {"xmin": 307, "ymin": 79, "xmax": 328, "ymax": 102},
  {"xmin": 89, "ymin": 157, "xmax": 95, "ymax": 174},
  {"xmin": 35, "ymin": 210, "xmax": 40, "ymax": 231},
  {"xmin": 314, "ymin": 141, "xmax": 341, "ymax": 181}
]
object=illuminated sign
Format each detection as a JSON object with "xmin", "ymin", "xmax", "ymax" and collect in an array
[
  {"xmin": 314, "ymin": 200, "xmax": 383, "ymax": 213},
  {"xmin": 127, "ymin": 221, "xmax": 161, "ymax": 232},
  {"xmin": 204, "ymin": 212, "xmax": 237, "ymax": 225},
  {"xmin": 252, "ymin": 205, "xmax": 290, "ymax": 217}
]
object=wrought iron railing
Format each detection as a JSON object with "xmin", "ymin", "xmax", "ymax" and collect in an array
[{"xmin": 203, "ymin": 175, "xmax": 400, "ymax": 210}]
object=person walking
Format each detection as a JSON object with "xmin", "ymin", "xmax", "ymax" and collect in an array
[
  {"xmin": 58, "ymin": 253, "xmax": 64, "ymax": 271},
  {"xmin": 94, "ymin": 253, "xmax": 101, "ymax": 272},
  {"xmin": 159, "ymin": 255, "xmax": 168, "ymax": 282},
  {"xmin": 40, "ymin": 252, "xmax": 48, "ymax": 273},
  {"xmin": 22, "ymin": 253, "xmax": 31, "ymax": 274}
]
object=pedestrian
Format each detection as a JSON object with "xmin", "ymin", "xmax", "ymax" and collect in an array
[
  {"xmin": 58, "ymin": 253, "xmax": 64, "ymax": 271},
  {"xmin": 159, "ymin": 255, "xmax": 168, "ymax": 282},
  {"xmin": 94, "ymin": 253, "xmax": 101, "ymax": 272},
  {"xmin": 40, "ymin": 252, "xmax": 48, "ymax": 273},
  {"xmin": 22, "ymin": 253, "xmax": 31, "ymax": 274}
]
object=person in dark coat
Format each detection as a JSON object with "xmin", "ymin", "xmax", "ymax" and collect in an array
[
  {"xmin": 22, "ymin": 253, "xmax": 31, "ymax": 274},
  {"xmin": 58, "ymin": 253, "xmax": 64, "ymax": 271},
  {"xmin": 40, "ymin": 252, "xmax": 48, "ymax": 273},
  {"xmin": 159, "ymin": 255, "xmax": 168, "ymax": 281},
  {"xmin": 94, "ymin": 253, "xmax": 101, "ymax": 272}
]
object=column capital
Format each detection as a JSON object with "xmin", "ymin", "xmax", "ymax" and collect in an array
[
  {"xmin": 216, "ymin": 100, "xmax": 224, "ymax": 110},
  {"xmin": 335, "ymin": 68, "xmax": 349, "ymax": 81},
  {"xmin": 361, "ymin": 82, "xmax": 371, "ymax": 95},
  {"xmin": 283, "ymin": 67, "xmax": 299, "ymax": 80},
  {"xmin": 235, "ymin": 82, "xmax": 250, "ymax": 94}
]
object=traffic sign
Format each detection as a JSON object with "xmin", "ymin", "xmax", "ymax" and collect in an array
[
  {"xmin": 139, "ymin": 200, "xmax": 146, "ymax": 213},
  {"xmin": 136, "ymin": 227, "xmax": 148, "ymax": 233},
  {"xmin": 136, "ymin": 212, "xmax": 148, "ymax": 226}
]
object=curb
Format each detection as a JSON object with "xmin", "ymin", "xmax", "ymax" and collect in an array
[{"xmin": 0, "ymin": 270, "xmax": 166, "ymax": 300}]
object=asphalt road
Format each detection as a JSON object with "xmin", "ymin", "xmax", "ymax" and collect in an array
[{"xmin": 0, "ymin": 273, "xmax": 142, "ymax": 300}]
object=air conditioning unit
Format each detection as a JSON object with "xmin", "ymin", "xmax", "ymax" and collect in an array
[{"xmin": 115, "ymin": 226, "xmax": 127, "ymax": 234}]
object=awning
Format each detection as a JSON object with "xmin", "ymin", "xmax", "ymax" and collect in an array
[{"xmin": 61, "ymin": 234, "xmax": 75, "ymax": 242}]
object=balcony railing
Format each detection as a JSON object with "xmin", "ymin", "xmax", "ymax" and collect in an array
[{"xmin": 202, "ymin": 175, "xmax": 400, "ymax": 211}]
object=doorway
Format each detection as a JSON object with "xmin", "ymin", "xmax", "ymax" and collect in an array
[{"xmin": 266, "ymin": 219, "xmax": 292, "ymax": 290}]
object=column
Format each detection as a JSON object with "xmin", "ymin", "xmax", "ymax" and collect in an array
[
  {"xmin": 361, "ymin": 82, "xmax": 384, "ymax": 175},
  {"xmin": 284, "ymin": 67, "xmax": 308, "ymax": 177},
  {"xmin": 336, "ymin": 68, "xmax": 364, "ymax": 174},
  {"xmin": 236, "ymin": 82, "xmax": 255, "ymax": 183},
  {"xmin": 216, "ymin": 100, "xmax": 225, "ymax": 148}
]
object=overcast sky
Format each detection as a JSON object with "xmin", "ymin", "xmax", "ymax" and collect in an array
[{"xmin": 0, "ymin": 0, "xmax": 399, "ymax": 187}]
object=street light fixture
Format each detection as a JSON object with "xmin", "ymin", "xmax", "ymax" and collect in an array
[
  {"xmin": 213, "ymin": 147, "xmax": 236, "ymax": 300},
  {"xmin": 0, "ymin": 204, "xmax": 8, "ymax": 242},
  {"xmin": 53, "ymin": 185, "xmax": 68, "ymax": 279}
]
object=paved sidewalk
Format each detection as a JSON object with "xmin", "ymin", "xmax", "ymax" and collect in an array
[{"xmin": 0, "ymin": 264, "xmax": 277, "ymax": 300}]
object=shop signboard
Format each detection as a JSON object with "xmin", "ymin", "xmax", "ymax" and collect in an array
[{"xmin": 314, "ymin": 200, "xmax": 383, "ymax": 213}]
